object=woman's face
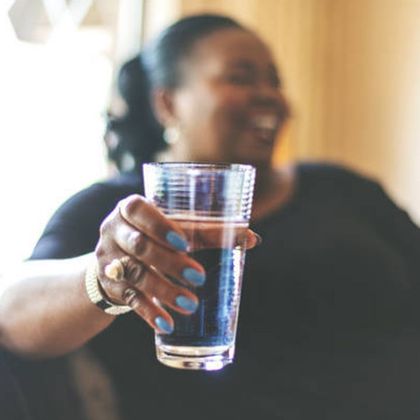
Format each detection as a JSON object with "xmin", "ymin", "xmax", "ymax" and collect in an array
[{"xmin": 166, "ymin": 28, "xmax": 289, "ymax": 167}]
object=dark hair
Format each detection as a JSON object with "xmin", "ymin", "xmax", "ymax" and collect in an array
[
  {"xmin": 105, "ymin": 14, "xmax": 246, "ymax": 172},
  {"xmin": 104, "ymin": 55, "xmax": 165, "ymax": 172},
  {"xmin": 142, "ymin": 14, "xmax": 244, "ymax": 89}
]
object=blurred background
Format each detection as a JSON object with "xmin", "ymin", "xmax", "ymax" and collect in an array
[{"xmin": 1, "ymin": 0, "xmax": 419, "ymax": 267}]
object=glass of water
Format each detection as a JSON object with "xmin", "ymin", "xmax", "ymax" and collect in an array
[{"xmin": 143, "ymin": 162, "xmax": 256, "ymax": 371}]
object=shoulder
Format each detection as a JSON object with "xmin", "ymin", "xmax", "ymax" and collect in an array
[
  {"xmin": 78, "ymin": 170, "xmax": 142, "ymax": 198},
  {"xmin": 293, "ymin": 162, "xmax": 419, "ymax": 228},
  {"xmin": 296, "ymin": 161, "xmax": 372, "ymax": 183},
  {"xmin": 30, "ymin": 172, "xmax": 142, "ymax": 259},
  {"xmin": 58, "ymin": 174, "xmax": 142, "ymax": 217},
  {"xmin": 294, "ymin": 161, "xmax": 380, "ymax": 197}
]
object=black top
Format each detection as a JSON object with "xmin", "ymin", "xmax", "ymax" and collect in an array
[{"xmin": 30, "ymin": 163, "xmax": 420, "ymax": 419}]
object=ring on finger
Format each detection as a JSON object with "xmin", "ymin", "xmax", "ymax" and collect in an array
[
  {"xmin": 104, "ymin": 257, "xmax": 148, "ymax": 288},
  {"xmin": 125, "ymin": 259, "xmax": 148, "ymax": 288},
  {"xmin": 104, "ymin": 256, "xmax": 130, "ymax": 281}
]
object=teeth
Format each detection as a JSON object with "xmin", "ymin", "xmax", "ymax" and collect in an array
[{"xmin": 252, "ymin": 115, "xmax": 278, "ymax": 130}]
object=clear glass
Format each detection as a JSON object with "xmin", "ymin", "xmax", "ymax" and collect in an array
[{"xmin": 143, "ymin": 162, "xmax": 256, "ymax": 370}]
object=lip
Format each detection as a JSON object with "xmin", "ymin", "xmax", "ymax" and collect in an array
[{"xmin": 247, "ymin": 128, "xmax": 276, "ymax": 149}]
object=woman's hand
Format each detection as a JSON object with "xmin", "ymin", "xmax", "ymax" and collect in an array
[{"xmin": 95, "ymin": 194, "xmax": 260, "ymax": 334}]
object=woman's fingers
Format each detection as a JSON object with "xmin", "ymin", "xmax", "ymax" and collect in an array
[
  {"xmin": 172, "ymin": 221, "xmax": 261, "ymax": 251},
  {"xmin": 95, "ymin": 195, "xmax": 262, "ymax": 335},
  {"xmin": 95, "ymin": 197, "xmax": 203, "ymax": 334},
  {"xmin": 99, "ymin": 257, "xmax": 199, "ymax": 334},
  {"xmin": 119, "ymin": 195, "xmax": 189, "ymax": 252},
  {"xmin": 101, "ymin": 256, "xmax": 199, "ymax": 315},
  {"xmin": 101, "ymin": 279, "xmax": 174, "ymax": 334},
  {"xmin": 119, "ymin": 195, "xmax": 262, "ymax": 252},
  {"xmin": 239, "ymin": 229, "xmax": 262, "ymax": 250},
  {"xmin": 112, "ymin": 218, "xmax": 206, "ymax": 287}
]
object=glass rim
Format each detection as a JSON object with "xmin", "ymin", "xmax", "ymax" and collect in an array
[{"xmin": 143, "ymin": 162, "xmax": 255, "ymax": 172}]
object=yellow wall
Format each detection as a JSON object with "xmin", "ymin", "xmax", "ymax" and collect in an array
[{"xmin": 143, "ymin": 0, "xmax": 420, "ymax": 223}]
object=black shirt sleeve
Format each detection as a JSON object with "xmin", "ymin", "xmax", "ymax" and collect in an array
[
  {"xmin": 30, "ymin": 175, "xmax": 140, "ymax": 260},
  {"xmin": 339, "ymin": 169, "xmax": 420, "ymax": 285},
  {"xmin": 312, "ymin": 163, "xmax": 420, "ymax": 320},
  {"xmin": 358, "ymin": 177, "xmax": 420, "ymax": 324},
  {"xmin": 304, "ymin": 163, "xmax": 420, "ymax": 273}
]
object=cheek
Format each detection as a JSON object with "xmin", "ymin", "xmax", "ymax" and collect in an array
[
  {"xmin": 208, "ymin": 89, "xmax": 249, "ymax": 136},
  {"xmin": 202, "ymin": 95, "xmax": 250, "ymax": 162},
  {"xmin": 212, "ymin": 93, "xmax": 250, "ymax": 149},
  {"xmin": 180, "ymin": 82, "xmax": 248, "ymax": 126},
  {"xmin": 177, "ymin": 87, "xmax": 249, "ymax": 159}
]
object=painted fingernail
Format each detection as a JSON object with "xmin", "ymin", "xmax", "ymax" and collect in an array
[
  {"xmin": 176, "ymin": 295, "xmax": 198, "ymax": 312},
  {"xmin": 166, "ymin": 231, "xmax": 188, "ymax": 252},
  {"xmin": 155, "ymin": 316, "xmax": 174, "ymax": 334},
  {"xmin": 183, "ymin": 268, "xmax": 206, "ymax": 286}
]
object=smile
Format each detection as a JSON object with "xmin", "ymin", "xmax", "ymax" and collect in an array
[
  {"xmin": 251, "ymin": 115, "xmax": 279, "ymax": 131},
  {"xmin": 249, "ymin": 114, "xmax": 279, "ymax": 144}
]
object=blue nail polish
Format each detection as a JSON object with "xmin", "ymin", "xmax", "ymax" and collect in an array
[
  {"xmin": 176, "ymin": 295, "xmax": 198, "ymax": 312},
  {"xmin": 155, "ymin": 317, "xmax": 174, "ymax": 334},
  {"xmin": 166, "ymin": 231, "xmax": 188, "ymax": 252},
  {"xmin": 183, "ymin": 268, "xmax": 206, "ymax": 286}
]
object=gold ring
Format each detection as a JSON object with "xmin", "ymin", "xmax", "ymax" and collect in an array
[{"xmin": 104, "ymin": 256, "xmax": 130, "ymax": 281}]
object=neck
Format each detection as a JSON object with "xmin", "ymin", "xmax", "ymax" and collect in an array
[
  {"xmin": 155, "ymin": 145, "xmax": 188, "ymax": 163},
  {"xmin": 250, "ymin": 164, "xmax": 296, "ymax": 221}
]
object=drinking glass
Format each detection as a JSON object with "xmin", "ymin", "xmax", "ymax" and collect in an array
[{"xmin": 143, "ymin": 162, "xmax": 255, "ymax": 370}]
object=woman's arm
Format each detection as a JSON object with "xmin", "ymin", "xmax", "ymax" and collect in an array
[
  {"xmin": 0, "ymin": 178, "xmax": 136, "ymax": 358},
  {"xmin": 0, "ymin": 254, "xmax": 114, "ymax": 358},
  {"xmin": 0, "ymin": 191, "xmax": 258, "ymax": 359},
  {"xmin": 0, "ymin": 195, "xmax": 209, "ymax": 358}
]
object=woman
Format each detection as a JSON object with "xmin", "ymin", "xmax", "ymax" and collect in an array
[{"xmin": 1, "ymin": 14, "xmax": 420, "ymax": 420}]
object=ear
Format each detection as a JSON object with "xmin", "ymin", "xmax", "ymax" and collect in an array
[{"xmin": 151, "ymin": 88, "xmax": 177, "ymax": 127}]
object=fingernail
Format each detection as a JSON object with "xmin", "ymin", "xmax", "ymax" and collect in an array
[
  {"xmin": 182, "ymin": 268, "xmax": 206, "ymax": 286},
  {"xmin": 175, "ymin": 295, "xmax": 198, "ymax": 312},
  {"xmin": 166, "ymin": 231, "xmax": 188, "ymax": 252},
  {"xmin": 255, "ymin": 232, "xmax": 263, "ymax": 245},
  {"xmin": 155, "ymin": 316, "xmax": 174, "ymax": 334}
]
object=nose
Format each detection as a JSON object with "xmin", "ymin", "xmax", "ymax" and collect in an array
[{"xmin": 253, "ymin": 78, "xmax": 281, "ymax": 103}]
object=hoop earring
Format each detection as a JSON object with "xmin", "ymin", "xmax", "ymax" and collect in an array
[{"xmin": 163, "ymin": 126, "xmax": 180, "ymax": 145}]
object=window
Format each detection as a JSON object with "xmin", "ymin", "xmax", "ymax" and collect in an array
[{"xmin": 0, "ymin": 1, "xmax": 118, "ymax": 266}]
